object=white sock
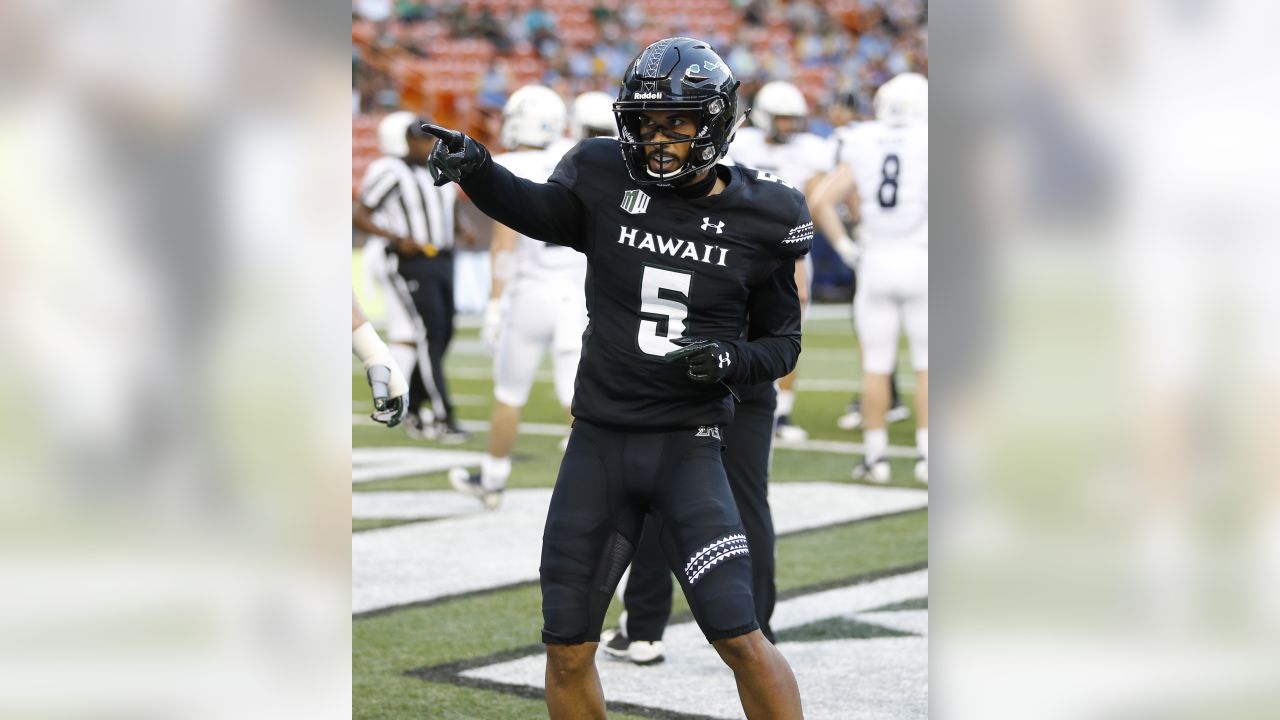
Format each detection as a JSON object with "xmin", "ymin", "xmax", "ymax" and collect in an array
[
  {"xmin": 916, "ymin": 428, "xmax": 928, "ymax": 460},
  {"xmin": 865, "ymin": 428, "xmax": 888, "ymax": 464},
  {"xmin": 776, "ymin": 389, "xmax": 796, "ymax": 417},
  {"xmin": 481, "ymin": 454, "xmax": 511, "ymax": 491}
]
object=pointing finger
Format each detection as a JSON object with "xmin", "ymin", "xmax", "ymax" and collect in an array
[{"xmin": 420, "ymin": 123, "xmax": 461, "ymax": 149}]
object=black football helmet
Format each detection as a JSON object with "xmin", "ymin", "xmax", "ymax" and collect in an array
[{"xmin": 613, "ymin": 37, "xmax": 742, "ymax": 186}]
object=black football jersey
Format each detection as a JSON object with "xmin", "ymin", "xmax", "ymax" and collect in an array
[{"xmin": 462, "ymin": 138, "xmax": 812, "ymax": 429}]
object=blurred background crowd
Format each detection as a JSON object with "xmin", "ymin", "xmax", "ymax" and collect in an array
[{"xmin": 351, "ymin": 0, "xmax": 926, "ymax": 301}]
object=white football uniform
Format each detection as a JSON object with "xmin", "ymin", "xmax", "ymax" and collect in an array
[
  {"xmin": 837, "ymin": 121, "xmax": 928, "ymax": 372},
  {"xmin": 728, "ymin": 126, "xmax": 834, "ymax": 193},
  {"xmin": 490, "ymin": 144, "xmax": 588, "ymax": 408}
]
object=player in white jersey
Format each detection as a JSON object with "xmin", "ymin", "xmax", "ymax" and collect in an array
[
  {"xmin": 830, "ymin": 72, "xmax": 929, "ymax": 482},
  {"xmin": 729, "ymin": 80, "xmax": 834, "ymax": 442},
  {"xmin": 449, "ymin": 85, "xmax": 586, "ymax": 508}
]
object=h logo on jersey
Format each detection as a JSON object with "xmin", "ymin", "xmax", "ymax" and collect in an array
[
  {"xmin": 621, "ymin": 189, "xmax": 651, "ymax": 215},
  {"xmin": 696, "ymin": 425, "xmax": 722, "ymax": 440},
  {"xmin": 701, "ymin": 217, "xmax": 725, "ymax": 234},
  {"xmin": 717, "ymin": 352, "xmax": 731, "ymax": 368}
]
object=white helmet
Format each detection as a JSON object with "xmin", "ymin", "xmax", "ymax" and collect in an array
[
  {"xmin": 751, "ymin": 81, "xmax": 809, "ymax": 131},
  {"xmin": 571, "ymin": 91, "xmax": 616, "ymax": 139},
  {"xmin": 378, "ymin": 111, "xmax": 418, "ymax": 157},
  {"xmin": 874, "ymin": 72, "xmax": 928, "ymax": 126},
  {"xmin": 501, "ymin": 85, "xmax": 568, "ymax": 150}
]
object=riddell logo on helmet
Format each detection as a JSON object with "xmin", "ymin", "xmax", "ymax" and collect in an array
[{"xmin": 632, "ymin": 91, "xmax": 663, "ymax": 100}]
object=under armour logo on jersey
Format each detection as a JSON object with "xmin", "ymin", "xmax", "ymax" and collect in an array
[
  {"xmin": 717, "ymin": 352, "xmax": 731, "ymax": 368},
  {"xmin": 621, "ymin": 189, "xmax": 651, "ymax": 214},
  {"xmin": 701, "ymin": 217, "xmax": 725, "ymax": 234},
  {"xmin": 695, "ymin": 426, "xmax": 722, "ymax": 440}
]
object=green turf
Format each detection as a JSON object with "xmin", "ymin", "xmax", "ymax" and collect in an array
[
  {"xmin": 353, "ymin": 310, "xmax": 927, "ymax": 717},
  {"xmin": 353, "ymin": 518, "xmax": 430, "ymax": 533}
]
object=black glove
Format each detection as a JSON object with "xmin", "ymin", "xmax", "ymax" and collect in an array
[
  {"xmin": 421, "ymin": 123, "xmax": 490, "ymax": 187},
  {"xmin": 663, "ymin": 337, "xmax": 738, "ymax": 383},
  {"xmin": 366, "ymin": 365, "xmax": 408, "ymax": 427}
]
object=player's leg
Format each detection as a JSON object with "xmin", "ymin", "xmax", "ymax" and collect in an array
[
  {"xmin": 452, "ymin": 287, "xmax": 555, "ymax": 505},
  {"xmin": 602, "ymin": 515, "xmax": 672, "ymax": 664},
  {"xmin": 653, "ymin": 428, "xmax": 802, "ymax": 718},
  {"xmin": 853, "ymin": 254, "xmax": 899, "ymax": 482},
  {"xmin": 551, "ymin": 286, "xmax": 588, "ymax": 449},
  {"xmin": 386, "ymin": 255, "xmax": 436, "ymax": 438},
  {"xmin": 541, "ymin": 422, "xmax": 645, "ymax": 718},
  {"xmin": 545, "ymin": 642, "xmax": 605, "ymax": 720},
  {"xmin": 377, "ymin": 250, "xmax": 419, "ymax": 399},
  {"xmin": 902, "ymin": 250, "xmax": 929, "ymax": 481},
  {"xmin": 724, "ymin": 383, "xmax": 779, "ymax": 641},
  {"xmin": 420, "ymin": 256, "xmax": 464, "ymax": 440},
  {"xmin": 712, "ymin": 631, "xmax": 803, "ymax": 719}
]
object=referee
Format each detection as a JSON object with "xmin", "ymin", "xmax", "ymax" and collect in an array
[{"xmin": 354, "ymin": 112, "xmax": 468, "ymax": 442}]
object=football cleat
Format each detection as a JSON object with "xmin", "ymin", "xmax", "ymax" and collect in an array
[
  {"xmin": 837, "ymin": 401, "xmax": 910, "ymax": 431},
  {"xmin": 852, "ymin": 459, "xmax": 892, "ymax": 484},
  {"xmin": 886, "ymin": 403, "xmax": 912, "ymax": 424},
  {"xmin": 836, "ymin": 404, "xmax": 863, "ymax": 431},
  {"xmin": 601, "ymin": 627, "xmax": 630, "ymax": 658},
  {"xmin": 914, "ymin": 457, "xmax": 928, "ymax": 484},
  {"xmin": 774, "ymin": 416, "xmax": 809, "ymax": 442},
  {"xmin": 448, "ymin": 467, "xmax": 502, "ymax": 510},
  {"xmin": 434, "ymin": 419, "xmax": 470, "ymax": 445},
  {"xmin": 402, "ymin": 411, "xmax": 432, "ymax": 440},
  {"xmin": 600, "ymin": 627, "xmax": 665, "ymax": 665}
]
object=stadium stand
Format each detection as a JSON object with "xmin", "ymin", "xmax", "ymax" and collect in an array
[{"xmin": 352, "ymin": 0, "xmax": 926, "ymax": 196}]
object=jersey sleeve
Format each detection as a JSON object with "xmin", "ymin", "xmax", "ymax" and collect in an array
[
  {"xmin": 777, "ymin": 196, "xmax": 814, "ymax": 260},
  {"xmin": 722, "ymin": 259, "xmax": 803, "ymax": 386},
  {"xmin": 459, "ymin": 143, "xmax": 587, "ymax": 251},
  {"xmin": 359, "ymin": 159, "xmax": 401, "ymax": 210}
]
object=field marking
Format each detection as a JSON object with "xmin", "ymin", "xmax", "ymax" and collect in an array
[
  {"xmin": 351, "ymin": 418, "xmax": 920, "ymax": 459},
  {"xmin": 352, "ymin": 447, "xmax": 488, "ymax": 484},
  {"xmin": 454, "ymin": 569, "xmax": 928, "ymax": 720},
  {"xmin": 351, "ymin": 482, "xmax": 926, "ymax": 615}
]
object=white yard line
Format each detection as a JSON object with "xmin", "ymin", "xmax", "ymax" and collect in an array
[
  {"xmin": 351, "ymin": 482, "xmax": 926, "ymax": 614},
  {"xmin": 352, "ymin": 417, "xmax": 920, "ymax": 459},
  {"xmin": 461, "ymin": 570, "xmax": 928, "ymax": 720}
]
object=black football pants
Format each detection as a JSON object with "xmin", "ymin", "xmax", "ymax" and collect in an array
[
  {"xmin": 390, "ymin": 251, "xmax": 456, "ymax": 422},
  {"xmin": 540, "ymin": 419, "xmax": 759, "ymax": 645},
  {"xmin": 621, "ymin": 382, "xmax": 779, "ymax": 643}
]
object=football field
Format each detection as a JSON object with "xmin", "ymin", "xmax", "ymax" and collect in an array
[{"xmin": 352, "ymin": 306, "xmax": 928, "ymax": 719}]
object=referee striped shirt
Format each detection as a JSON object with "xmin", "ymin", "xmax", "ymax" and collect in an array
[{"xmin": 359, "ymin": 156, "xmax": 458, "ymax": 251}]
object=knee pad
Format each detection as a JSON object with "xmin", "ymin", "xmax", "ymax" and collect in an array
[
  {"xmin": 680, "ymin": 532, "xmax": 758, "ymax": 640},
  {"xmin": 541, "ymin": 530, "xmax": 636, "ymax": 644}
]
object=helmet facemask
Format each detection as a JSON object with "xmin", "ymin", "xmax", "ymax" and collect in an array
[{"xmin": 614, "ymin": 96, "xmax": 731, "ymax": 185}]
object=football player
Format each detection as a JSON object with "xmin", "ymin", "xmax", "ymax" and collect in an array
[
  {"xmin": 729, "ymin": 80, "xmax": 834, "ymax": 442},
  {"xmin": 352, "ymin": 295, "xmax": 409, "ymax": 427},
  {"xmin": 448, "ymin": 85, "xmax": 585, "ymax": 510},
  {"xmin": 424, "ymin": 37, "xmax": 805, "ymax": 719},
  {"xmin": 830, "ymin": 72, "xmax": 929, "ymax": 482}
]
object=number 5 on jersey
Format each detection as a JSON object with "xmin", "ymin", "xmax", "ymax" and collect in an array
[{"xmin": 638, "ymin": 265, "xmax": 692, "ymax": 357}]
